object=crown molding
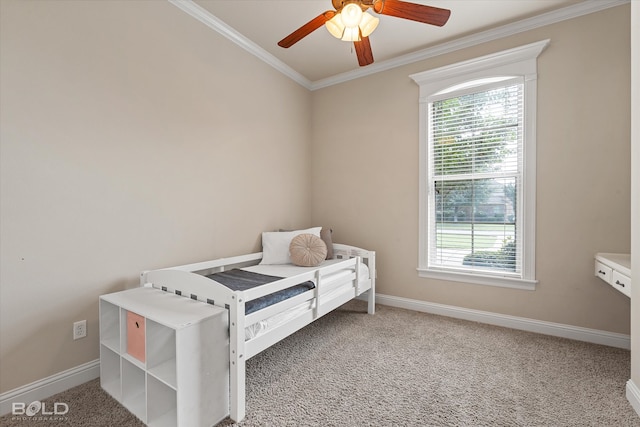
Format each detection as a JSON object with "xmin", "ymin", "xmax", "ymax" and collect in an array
[
  {"xmin": 168, "ymin": 0, "xmax": 313, "ymax": 90},
  {"xmin": 169, "ymin": 0, "xmax": 629, "ymax": 91},
  {"xmin": 310, "ymin": 0, "xmax": 629, "ymax": 90}
]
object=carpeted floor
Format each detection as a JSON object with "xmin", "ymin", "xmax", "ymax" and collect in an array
[{"xmin": 2, "ymin": 300, "xmax": 639, "ymax": 426}]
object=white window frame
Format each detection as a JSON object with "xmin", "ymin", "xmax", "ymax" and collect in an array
[{"xmin": 410, "ymin": 40, "xmax": 549, "ymax": 290}]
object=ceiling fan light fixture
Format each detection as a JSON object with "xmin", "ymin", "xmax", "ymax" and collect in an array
[
  {"xmin": 326, "ymin": 5, "xmax": 378, "ymax": 41},
  {"xmin": 279, "ymin": 0, "xmax": 452, "ymax": 68}
]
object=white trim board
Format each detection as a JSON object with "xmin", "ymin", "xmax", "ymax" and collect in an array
[
  {"xmin": 0, "ymin": 360, "xmax": 99, "ymax": 416},
  {"xmin": 628, "ymin": 380, "xmax": 640, "ymax": 417},
  {"xmin": 372, "ymin": 293, "xmax": 631, "ymax": 350}
]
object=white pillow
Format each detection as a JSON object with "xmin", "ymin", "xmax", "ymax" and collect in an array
[{"xmin": 260, "ymin": 227, "xmax": 322, "ymax": 265}]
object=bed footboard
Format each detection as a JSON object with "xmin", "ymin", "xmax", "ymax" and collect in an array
[{"xmin": 333, "ymin": 243, "xmax": 376, "ymax": 314}]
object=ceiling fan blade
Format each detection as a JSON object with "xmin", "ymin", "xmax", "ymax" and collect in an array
[
  {"xmin": 354, "ymin": 36, "xmax": 374, "ymax": 66},
  {"xmin": 374, "ymin": 0, "xmax": 451, "ymax": 27},
  {"xmin": 278, "ymin": 11, "xmax": 336, "ymax": 48}
]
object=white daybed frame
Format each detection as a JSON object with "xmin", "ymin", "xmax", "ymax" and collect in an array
[{"xmin": 139, "ymin": 243, "xmax": 375, "ymax": 422}]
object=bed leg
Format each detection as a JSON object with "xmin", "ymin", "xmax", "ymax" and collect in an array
[
  {"xmin": 367, "ymin": 253, "xmax": 376, "ymax": 314},
  {"xmin": 229, "ymin": 296, "xmax": 246, "ymax": 422},
  {"xmin": 367, "ymin": 289, "xmax": 375, "ymax": 315},
  {"xmin": 230, "ymin": 359, "xmax": 246, "ymax": 422}
]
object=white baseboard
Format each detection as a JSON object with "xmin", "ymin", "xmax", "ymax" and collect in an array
[
  {"xmin": 0, "ymin": 359, "xmax": 100, "ymax": 416},
  {"xmin": 372, "ymin": 293, "xmax": 631, "ymax": 349},
  {"xmin": 628, "ymin": 380, "xmax": 640, "ymax": 417}
]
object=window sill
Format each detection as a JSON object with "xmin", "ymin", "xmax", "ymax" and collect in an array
[{"xmin": 417, "ymin": 268, "xmax": 537, "ymax": 290}]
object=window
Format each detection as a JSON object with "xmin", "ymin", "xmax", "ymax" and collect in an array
[{"xmin": 410, "ymin": 40, "xmax": 549, "ymax": 289}]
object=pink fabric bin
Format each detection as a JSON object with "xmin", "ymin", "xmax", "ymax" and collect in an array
[{"xmin": 126, "ymin": 311, "xmax": 145, "ymax": 363}]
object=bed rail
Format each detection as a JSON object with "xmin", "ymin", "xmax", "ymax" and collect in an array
[{"xmin": 142, "ymin": 268, "xmax": 237, "ymax": 307}]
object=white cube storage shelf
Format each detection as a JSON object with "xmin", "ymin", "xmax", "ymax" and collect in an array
[{"xmin": 99, "ymin": 287, "xmax": 229, "ymax": 427}]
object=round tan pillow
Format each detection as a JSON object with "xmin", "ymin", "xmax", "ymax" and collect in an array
[{"xmin": 289, "ymin": 233, "xmax": 327, "ymax": 267}]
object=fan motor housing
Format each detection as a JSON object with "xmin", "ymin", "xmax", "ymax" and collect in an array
[{"xmin": 332, "ymin": 0, "xmax": 376, "ymax": 11}]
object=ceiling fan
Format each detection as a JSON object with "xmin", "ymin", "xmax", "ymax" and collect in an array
[{"xmin": 277, "ymin": 0, "xmax": 451, "ymax": 67}]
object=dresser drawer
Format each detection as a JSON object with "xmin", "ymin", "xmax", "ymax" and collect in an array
[
  {"xmin": 611, "ymin": 270, "xmax": 631, "ymax": 298},
  {"xmin": 594, "ymin": 261, "xmax": 612, "ymax": 283}
]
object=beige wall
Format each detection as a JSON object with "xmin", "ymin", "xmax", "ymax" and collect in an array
[
  {"xmin": 311, "ymin": 5, "xmax": 632, "ymax": 333},
  {"xmin": 0, "ymin": 0, "xmax": 312, "ymax": 392}
]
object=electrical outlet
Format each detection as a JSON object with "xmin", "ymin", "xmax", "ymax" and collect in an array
[{"xmin": 73, "ymin": 320, "xmax": 87, "ymax": 340}]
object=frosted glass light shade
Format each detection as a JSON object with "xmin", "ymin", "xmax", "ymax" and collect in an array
[
  {"xmin": 325, "ymin": 14, "xmax": 345, "ymax": 39},
  {"xmin": 341, "ymin": 3, "xmax": 363, "ymax": 27},
  {"xmin": 359, "ymin": 12, "xmax": 379, "ymax": 37},
  {"xmin": 341, "ymin": 26, "xmax": 361, "ymax": 42}
]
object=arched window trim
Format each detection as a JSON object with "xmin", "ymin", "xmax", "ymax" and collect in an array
[{"xmin": 410, "ymin": 39, "xmax": 549, "ymax": 290}]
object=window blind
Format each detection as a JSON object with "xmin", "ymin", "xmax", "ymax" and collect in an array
[{"xmin": 428, "ymin": 81, "xmax": 524, "ymax": 277}]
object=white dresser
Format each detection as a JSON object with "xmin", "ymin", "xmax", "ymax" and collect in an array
[{"xmin": 595, "ymin": 253, "xmax": 632, "ymax": 298}]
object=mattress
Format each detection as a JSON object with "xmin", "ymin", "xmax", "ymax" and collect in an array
[
  {"xmin": 205, "ymin": 269, "xmax": 314, "ymax": 315},
  {"xmin": 241, "ymin": 259, "xmax": 370, "ymax": 340}
]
